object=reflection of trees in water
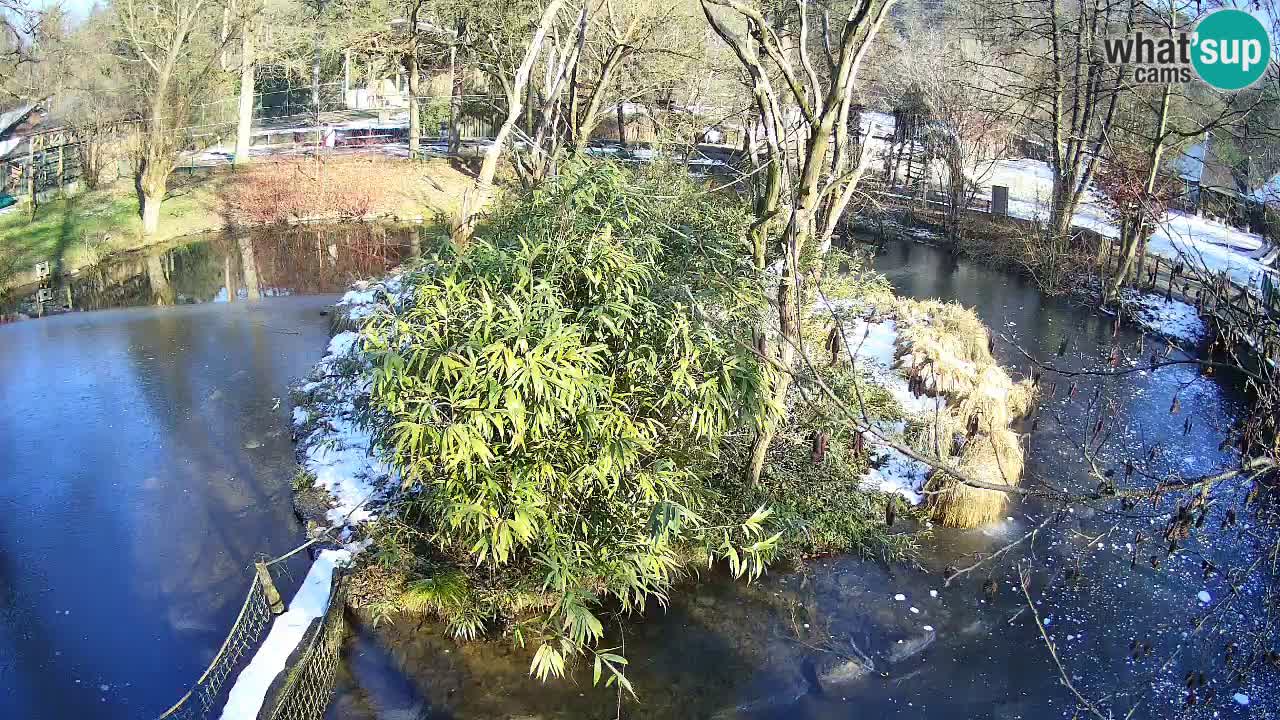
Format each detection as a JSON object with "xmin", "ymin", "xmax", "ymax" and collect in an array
[
  {"xmin": 146, "ymin": 254, "xmax": 177, "ymax": 305},
  {"xmin": 244, "ymin": 224, "xmax": 417, "ymax": 295},
  {"xmin": 237, "ymin": 234, "xmax": 262, "ymax": 300},
  {"xmin": 59, "ymin": 224, "xmax": 418, "ymax": 311},
  {"xmin": 71, "ymin": 241, "xmax": 221, "ymax": 309}
]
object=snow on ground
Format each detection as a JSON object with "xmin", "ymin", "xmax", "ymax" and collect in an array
[
  {"xmin": 1147, "ymin": 212, "xmax": 1274, "ymax": 288},
  {"xmin": 335, "ymin": 277, "xmax": 403, "ymax": 323},
  {"xmin": 295, "ymin": 326, "xmax": 396, "ymax": 526},
  {"xmin": 833, "ymin": 316, "xmax": 941, "ymax": 505},
  {"xmin": 220, "ymin": 277, "xmax": 404, "ymax": 719},
  {"xmin": 988, "ymin": 157, "xmax": 1277, "ymax": 289},
  {"xmin": 1120, "ymin": 290, "xmax": 1207, "ymax": 346},
  {"xmin": 294, "ymin": 274, "xmax": 411, "ymax": 526},
  {"xmin": 218, "ymin": 549, "xmax": 351, "ymax": 720}
]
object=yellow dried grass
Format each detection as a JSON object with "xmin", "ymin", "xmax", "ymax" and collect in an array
[
  {"xmin": 892, "ymin": 299, "xmax": 1039, "ymax": 528},
  {"xmin": 925, "ymin": 428, "xmax": 1024, "ymax": 528}
]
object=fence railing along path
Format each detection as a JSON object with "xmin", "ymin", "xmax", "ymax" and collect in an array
[{"xmin": 155, "ymin": 544, "xmax": 347, "ymax": 720}]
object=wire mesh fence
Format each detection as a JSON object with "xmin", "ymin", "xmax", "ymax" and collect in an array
[
  {"xmin": 266, "ymin": 573, "xmax": 348, "ymax": 720},
  {"xmin": 156, "ymin": 573, "xmax": 276, "ymax": 720},
  {"xmin": 154, "ymin": 555, "xmax": 349, "ymax": 720}
]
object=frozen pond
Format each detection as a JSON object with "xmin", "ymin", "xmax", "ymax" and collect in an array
[{"xmin": 0, "ymin": 225, "xmax": 422, "ymax": 718}]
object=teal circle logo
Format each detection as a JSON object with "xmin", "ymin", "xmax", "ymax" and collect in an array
[{"xmin": 1192, "ymin": 9, "xmax": 1271, "ymax": 91}]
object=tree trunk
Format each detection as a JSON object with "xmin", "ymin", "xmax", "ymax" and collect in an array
[
  {"xmin": 141, "ymin": 187, "xmax": 162, "ymax": 236},
  {"xmin": 451, "ymin": 0, "xmax": 564, "ymax": 245},
  {"xmin": 407, "ymin": 49, "xmax": 420, "ymax": 159},
  {"xmin": 234, "ymin": 21, "xmax": 255, "ymax": 165},
  {"xmin": 311, "ymin": 21, "xmax": 323, "ymax": 116},
  {"xmin": 137, "ymin": 128, "xmax": 171, "ymax": 238},
  {"xmin": 1105, "ymin": 81, "xmax": 1172, "ymax": 303},
  {"xmin": 449, "ymin": 43, "xmax": 463, "ymax": 156},
  {"xmin": 616, "ymin": 101, "xmax": 627, "ymax": 147},
  {"xmin": 572, "ymin": 44, "xmax": 628, "ymax": 155},
  {"xmin": 748, "ymin": 146, "xmax": 829, "ymax": 484},
  {"xmin": 746, "ymin": 269, "xmax": 797, "ymax": 484}
]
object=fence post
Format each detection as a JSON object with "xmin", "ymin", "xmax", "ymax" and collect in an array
[
  {"xmin": 27, "ymin": 140, "xmax": 37, "ymax": 216},
  {"xmin": 256, "ymin": 561, "xmax": 286, "ymax": 615}
]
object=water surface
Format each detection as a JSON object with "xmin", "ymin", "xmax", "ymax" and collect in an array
[
  {"xmin": 0, "ymin": 225, "xmax": 419, "ymax": 718},
  {"xmin": 326, "ymin": 240, "xmax": 1276, "ymax": 720}
]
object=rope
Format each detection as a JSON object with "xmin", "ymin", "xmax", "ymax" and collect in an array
[
  {"xmin": 155, "ymin": 574, "xmax": 274, "ymax": 720},
  {"xmin": 263, "ymin": 486, "xmax": 382, "ymax": 567}
]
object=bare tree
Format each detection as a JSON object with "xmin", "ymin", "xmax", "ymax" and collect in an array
[
  {"xmin": 703, "ymin": 0, "xmax": 897, "ymax": 484},
  {"xmin": 113, "ymin": 0, "xmax": 237, "ymax": 234},
  {"xmin": 882, "ymin": 5, "xmax": 1020, "ymax": 240},
  {"xmin": 233, "ymin": 0, "xmax": 262, "ymax": 165},
  {"xmin": 450, "ymin": 0, "xmax": 568, "ymax": 244},
  {"xmin": 971, "ymin": 0, "xmax": 1129, "ymax": 247}
]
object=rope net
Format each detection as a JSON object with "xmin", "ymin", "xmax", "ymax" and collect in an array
[
  {"xmin": 157, "ymin": 574, "xmax": 274, "ymax": 720},
  {"xmin": 267, "ymin": 574, "xmax": 348, "ymax": 720},
  {"xmin": 156, "ymin": 558, "xmax": 348, "ymax": 720}
]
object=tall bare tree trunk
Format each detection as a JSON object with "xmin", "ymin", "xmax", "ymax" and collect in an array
[
  {"xmin": 448, "ymin": 40, "xmax": 463, "ymax": 156},
  {"xmin": 1106, "ymin": 81, "xmax": 1172, "ymax": 303},
  {"xmin": 451, "ymin": 0, "xmax": 564, "ymax": 245},
  {"xmin": 747, "ymin": 85, "xmax": 844, "ymax": 485},
  {"xmin": 406, "ymin": 2, "xmax": 421, "ymax": 159},
  {"xmin": 235, "ymin": 20, "xmax": 255, "ymax": 165},
  {"xmin": 616, "ymin": 100, "xmax": 627, "ymax": 147},
  {"xmin": 311, "ymin": 3, "xmax": 324, "ymax": 116},
  {"xmin": 407, "ymin": 52, "xmax": 420, "ymax": 158}
]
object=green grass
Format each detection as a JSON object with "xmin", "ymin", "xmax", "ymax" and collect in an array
[{"xmin": 0, "ymin": 181, "xmax": 224, "ymax": 290}]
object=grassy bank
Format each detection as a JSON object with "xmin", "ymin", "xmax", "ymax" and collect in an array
[
  {"xmin": 0, "ymin": 182, "xmax": 222, "ymax": 290},
  {"xmin": 0, "ymin": 157, "xmax": 474, "ymax": 291}
]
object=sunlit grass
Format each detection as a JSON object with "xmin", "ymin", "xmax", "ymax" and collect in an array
[{"xmin": 0, "ymin": 181, "xmax": 221, "ymax": 288}]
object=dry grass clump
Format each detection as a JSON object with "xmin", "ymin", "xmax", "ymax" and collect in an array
[
  {"xmin": 891, "ymin": 299, "xmax": 1038, "ymax": 527},
  {"xmin": 924, "ymin": 428, "xmax": 1025, "ymax": 528}
]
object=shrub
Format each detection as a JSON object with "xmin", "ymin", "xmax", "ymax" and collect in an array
[
  {"xmin": 360, "ymin": 161, "xmax": 779, "ymax": 685},
  {"xmin": 221, "ymin": 158, "xmax": 403, "ymax": 225}
]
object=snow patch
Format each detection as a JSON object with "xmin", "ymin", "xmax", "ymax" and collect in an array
[
  {"xmin": 296, "ymin": 330, "xmax": 395, "ymax": 526},
  {"xmin": 218, "ymin": 550, "xmax": 351, "ymax": 720},
  {"xmin": 835, "ymin": 317, "xmax": 939, "ymax": 504},
  {"xmin": 1122, "ymin": 291, "xmax": 1206, "ymax": 345},
  {"xmin": 986, "ymin": 157, "xmax": 1278, "ymax": 290}
]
